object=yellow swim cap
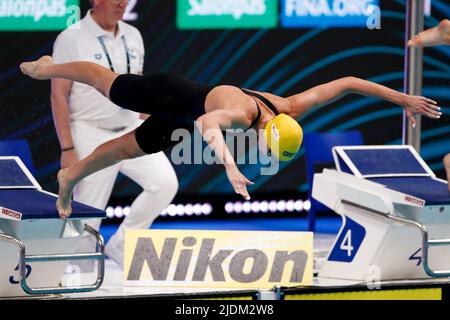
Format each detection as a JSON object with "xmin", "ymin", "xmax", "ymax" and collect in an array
[{"xmin": 263, "ymin": 114, "xmax": 303, "ymax": 161}]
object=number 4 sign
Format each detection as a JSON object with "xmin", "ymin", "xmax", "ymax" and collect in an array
[
  {"xmin": 340, "ymin": 229, "xmax": 354, "ymax": 257},
  {"xmin": 328, "ymin": 217, "xmax": 366, "ymax": 262}
]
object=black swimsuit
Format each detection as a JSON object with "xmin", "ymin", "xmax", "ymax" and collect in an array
[
  {"xmin": 240, "ymin": 88, "xmax": 280, "ymax": 131},
  {"xmin": 109, "ymin": 73, "xmax": 279, "ymax": 154}
]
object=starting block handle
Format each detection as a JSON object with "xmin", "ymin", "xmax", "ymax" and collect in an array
[
  {"xmin": 423, "ymin": 239, "xmax": 450, "ymax": 277},
  {"xmin": 0, "ymin": 224, "xmax": 105, "ymax": 295},
  {"xmin": 378, "ymin": 213, "xmax": 450, "ymax": 278},
  {"xmin": 428, "ymin": 239, "xmax": 450, "ymax": 246},
  {"xmin": 26, "ymin": 252, "xmax": 103, "ymax": 263}
]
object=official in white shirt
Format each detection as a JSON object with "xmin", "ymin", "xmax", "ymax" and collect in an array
[{"xmin": 51, "ymin": 0, "xmax": 178, "ymax": 271}]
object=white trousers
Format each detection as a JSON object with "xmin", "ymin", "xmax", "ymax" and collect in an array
[{"xmin": 71, "ymin": 120, "xmax": 178, "ymax": 253}]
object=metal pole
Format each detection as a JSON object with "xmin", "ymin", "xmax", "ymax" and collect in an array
[{"xmin": 403, "ymin": 0, "xmax": 424, "ymax": 152}]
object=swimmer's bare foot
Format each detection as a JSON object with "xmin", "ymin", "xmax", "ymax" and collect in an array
[
  {"xmin": 444, "ymin": 153, "xmax": 450, "ymax": 192},
  {"xmin": 408, "ymin": 19, "xmax": 450, "ymax": 47},
  {"xmin": 56, "ymin": 168, "xmax": 74, "ymax": 219},
  {"xmin": 20, "ymin": 55, "xmax": 53, "ymax": 80}
]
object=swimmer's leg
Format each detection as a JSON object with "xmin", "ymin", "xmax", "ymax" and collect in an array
[
  {"xmin": 444, "ymin": 153, "xmax": 450, "ymax": 192},
  {"xmin": 408, "ymin": 19, "xmax": 450, "ymax": 47},
  {"xmin": 57, "ymin": 130, "xmax": 146, "ymax": 218},
  {"xmin": 20, "ymin": 56, "xmax": 118, "ymax": 98}
]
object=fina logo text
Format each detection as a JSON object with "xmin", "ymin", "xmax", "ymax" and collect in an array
[
  {"xmin": 283, "ymin": 0, "xmax": 381, "ymax": 29},
  {"xmin": 285, "ymin": 0, "xmax": 376, "ymax": 16},
  {"xmin": 127, "ymin": 236, "xmax": 309, "ymax": 283},
  {"xmin": 187, "ymin": 0, "xmax": 267, "ymax": 20}
]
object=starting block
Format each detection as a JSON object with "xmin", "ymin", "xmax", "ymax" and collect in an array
[
  {"xmin": 0, "ymin": 157, "xmax": 106, "ymax": 297},
  {"xmin": 313, "ymin": 146, "xmax": 450, "ymax": 281}
]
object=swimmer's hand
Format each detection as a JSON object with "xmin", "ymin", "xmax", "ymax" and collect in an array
[
  {"xmin": 225, "ymin": 165, "xmax": 254, "ymax": 201},
  {"xmin": 402, "ymin": 94, "xmax": 441, "ymax": 127}
]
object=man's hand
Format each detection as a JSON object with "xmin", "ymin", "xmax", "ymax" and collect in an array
[
  {"xmin": 225, "ymin": 165, "xmax": 254, "ymax": 201},
  {"xmin": 60, "ymin": 149, "xmax": 78, "ymax": 169},
  {"xmin": 402, "ymin": 94, "xmax": 441, "ymax": 127}
]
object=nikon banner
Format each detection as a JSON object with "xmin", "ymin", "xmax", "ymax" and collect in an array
[
  {"xmin": 177, "ymin": 0, "xmax": 278, "ymax": 29},
  {"xmin": 0, "ymin": 0, "xmax": 80, "ymax": 31},
  {"xmin": 124, "ymin": 229, "xmax": 313, "ymax": 288}
]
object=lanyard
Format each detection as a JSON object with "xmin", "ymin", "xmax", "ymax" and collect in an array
[{"xmin": 97, "ymin": 35, "xmax": 130, "ymax": 73}]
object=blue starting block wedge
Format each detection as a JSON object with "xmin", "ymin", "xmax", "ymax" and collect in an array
[
  {"xmin": 0, "ymin": 157, "xmax": 106, "ymax": 297},
  {"xmin": 313, "ymin": 146, "xmax": 450, "ymax": 281}
]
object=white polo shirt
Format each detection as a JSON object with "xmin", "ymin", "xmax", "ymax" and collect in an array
[{"xmin": 52, "ymin": 10, "xmax": 144, "ymax": 129}]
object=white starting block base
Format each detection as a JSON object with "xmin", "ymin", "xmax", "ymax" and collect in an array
[
  {"xmin": 313, "ymin": 146, "xmax": 450, "ymax": 282},
  {"xmin": 0, "ymin": 219, "xmax": 85, "ymax": 297},
  {"xmin": 0, "ymin": 157, "xmax": 106, "ymax": 297},
  {"xmin": 317, "ymin": 199, "xmax": 450, "ymax": 281}
]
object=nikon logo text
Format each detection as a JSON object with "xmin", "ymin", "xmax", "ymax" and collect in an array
[{"xmin": 126, "ymin": 236, "xmax": 310, "ymax": 285}]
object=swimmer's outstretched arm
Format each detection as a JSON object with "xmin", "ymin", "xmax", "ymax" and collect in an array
[
  {"xmin": 196, "ymin": 110, "xmax": 254, "ymax": 200},
  {"xmin": 287, "ymin": 76, "xmax": 441, "ymax": 126}
]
